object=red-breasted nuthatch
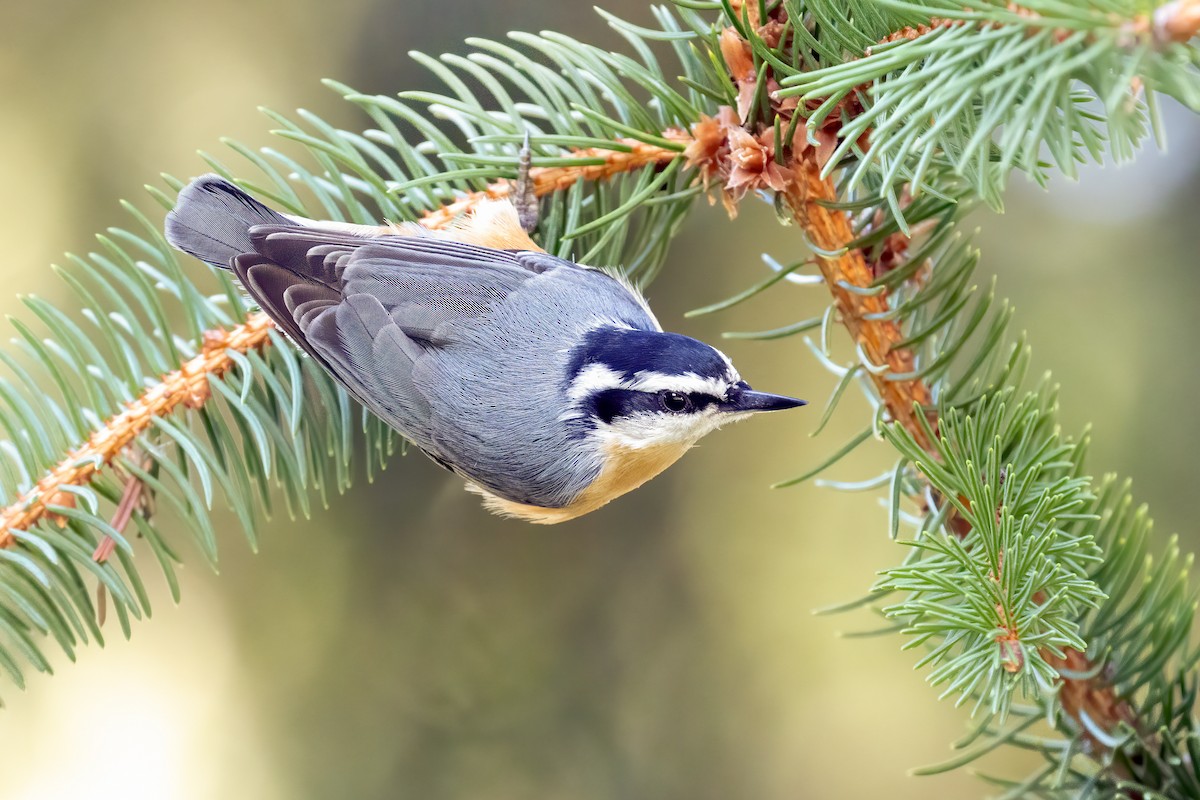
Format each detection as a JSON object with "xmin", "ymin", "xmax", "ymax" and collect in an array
[{"xmin": 165, "ymin": 175, "xmax": 805, "ymax": 523}]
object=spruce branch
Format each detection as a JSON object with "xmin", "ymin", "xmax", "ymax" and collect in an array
[
  {"xmin": 872, "ymin": 0, "xmax": 1200, "ymax": 48},
  {"xmin": 552, "ymin": 52, "xmax": 1140, "ymax": 765},
  {"xmin": 777, "ymin": 0, "xmax": 1200, "ymax": 210},
  {"xmin": 0, "ymin": 5, "xmax": 1195, "ymax": 795},
  {"xmin": 693, "ymin": 2, "xmax": 1199, "ymax": 789},
  {"xmin": 776, "ymin": 144, "xmax": 1145, "ymax": 764},
  {"xmin": 0, "ymin": 314, "xmax": 274, "ymax": 550},
  {"xmin": 779, "ymin": 127, "xmax": 1140, "ymax": 758}
]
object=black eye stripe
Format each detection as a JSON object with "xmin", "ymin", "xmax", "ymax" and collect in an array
[
  {"xmin": 587, "ymin": 389, "xmax": 659, "ymax": 424},
  {"xmin": 584, "ymin": 389, "xmax": 723, "ymax": 424}
]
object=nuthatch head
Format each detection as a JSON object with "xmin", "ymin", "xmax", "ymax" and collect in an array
[{"xmin": 165, "ymin": 175, "xmax": 805, "ymax": 523}]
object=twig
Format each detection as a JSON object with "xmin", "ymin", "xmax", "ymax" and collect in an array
[
  {"xmin": 91, "ymin": 466, "xmax": 146, "ymax": 565},
  {"xmin": 417, "ymin": 135, "xmax": 687, "ymax": 228},
  {"xmin": 1151, "ymin": 0, "xmax": 1200, "ymax": 44},
  {"xmin": 93, "ymin": 458, "xmax": 153, "ymax": 626}
]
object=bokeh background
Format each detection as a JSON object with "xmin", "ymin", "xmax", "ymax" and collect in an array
[{"xmin": 1, "ymin": 2, "xmax": 1199, "ymax": 798}]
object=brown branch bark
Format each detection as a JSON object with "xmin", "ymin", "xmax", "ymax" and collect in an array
[
  {"xmin": 864, "ymin": 0, "xmax": 1200, "ymax": 50},
  {"xmin": 779, "ymin": 157, "xmax": 933, "ymax": 450},
  {"xmin": 1152, "ymin": 0, "xmax": 1200, "ymax": 43}
]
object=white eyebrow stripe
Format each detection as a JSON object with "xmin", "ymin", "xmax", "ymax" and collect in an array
[
  {"xmin": 566, "ymin": 363, "xmax": 626, "ymax": 401},
  {"xmin": 567, "ymin": 365, "xmax": 742, "ymax": 403},
  {"xmin": 625, "ymin": 371, "xmax": 736, "ymax": 397}
]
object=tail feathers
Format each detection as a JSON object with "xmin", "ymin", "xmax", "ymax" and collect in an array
[{"xmin": 165, "ymin": 175, "xmax": 291, "ymax": 269}]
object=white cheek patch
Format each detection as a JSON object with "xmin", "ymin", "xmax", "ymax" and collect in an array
[{"xmin": 601, "ymin": 406, "xmax": 732, "ymax": 449}]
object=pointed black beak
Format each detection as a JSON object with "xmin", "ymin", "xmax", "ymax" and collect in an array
[{"xmin": 723, "ymin": 386, "xmax": 807, "ymax": 413}]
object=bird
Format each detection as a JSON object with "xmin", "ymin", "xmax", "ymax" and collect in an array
[{"xmin": 164, "ymin": 174, "xmax": 805, "ymax": 523}]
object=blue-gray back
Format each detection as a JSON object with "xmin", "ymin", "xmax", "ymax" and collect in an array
[{"xmin": 233, "ymin": 229, "xmax": 657, "ymax": 508}]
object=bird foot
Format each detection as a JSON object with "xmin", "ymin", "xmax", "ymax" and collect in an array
[{"xmin": 513, "ymin": 130, "xmax": 539, "ymax": 233}]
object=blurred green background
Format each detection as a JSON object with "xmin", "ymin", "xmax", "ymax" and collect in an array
[{"xmin": 1, "ymin": 2, "xmax": 1198, "ymax": 798}]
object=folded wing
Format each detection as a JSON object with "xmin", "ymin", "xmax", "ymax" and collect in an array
[{"xmin": 234, "ymin": 228, "xmax": 567, "ymax": 447}]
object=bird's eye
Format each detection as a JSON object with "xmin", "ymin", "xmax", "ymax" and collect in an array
[{"xmin": 658, "ymin": 390, "xmax": 691, "ymax": 413}]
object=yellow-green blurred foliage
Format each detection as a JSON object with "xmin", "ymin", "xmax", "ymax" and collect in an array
[{"xmin": 0, "ymin": 2, "xmax": 1198, "ymax": 798}]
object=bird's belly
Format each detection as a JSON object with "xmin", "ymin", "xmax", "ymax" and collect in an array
[{"xmin": 469, "ymin": 439, "xmax": 692, "ymax": 524}]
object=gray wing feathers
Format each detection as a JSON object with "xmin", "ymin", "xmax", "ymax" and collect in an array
[
  {"xmin": 229, "ymin": 230, "xmax": 557, "ymax": 458},
  {"xmin": 305, "ymin": 295, "xmax": 432, "ymax": 431},
  {"xmin": 343, "ymin": 252, "xmax": 527, "ymax": 344}
]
